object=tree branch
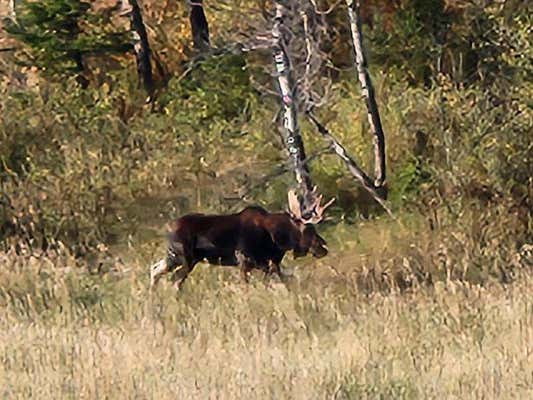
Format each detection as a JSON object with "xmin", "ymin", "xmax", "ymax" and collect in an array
[
  {"xmin": 306, "ymin": 111, "xmax": 393, "ymax": 217},
  {"xmin": 122, "ymin": 0, "xmax": 155, "ymax": 102},
  {"xmin": 189, "ymin": 0, "xmax": 210, "ymax": 52}
]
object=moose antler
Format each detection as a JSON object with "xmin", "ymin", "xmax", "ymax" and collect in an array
[
  {"xmin": 287, "ymin": 189, "xmax": 302, "ymax": 220},
  {"xmin": 287, "ymin": 187, "xmax": 334, "ymax": 224}
]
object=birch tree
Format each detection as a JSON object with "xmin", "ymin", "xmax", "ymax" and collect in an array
[
  {"xmin": 346, "ymin": 0, "xmax": 387, "ymax": 190},
  {"xmin": 8, "ymin": 0, "xmax": 16, "ymax": 20},
  {"xmin": 272, "ymin": 1, "xmax": 315, "ymax": 210}
]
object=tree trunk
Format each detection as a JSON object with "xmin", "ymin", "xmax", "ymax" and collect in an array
[
  {"xmin": 123, "ymin": 0, "xmax": 154, "ymax": 102},
  {"xmin": 272, "ymin": 1, "xmax": 314, "ymax": 208},
  {"xmin": 346, "ymin": 0, "xmax": 387, "ymax": 189},
  {"xmin": 8, "ymin": 0, "xmax": 16, "ymax": 20},
  {"xmin": 189, "ymin": 0, "xmax": 210, "ymax": 52}
]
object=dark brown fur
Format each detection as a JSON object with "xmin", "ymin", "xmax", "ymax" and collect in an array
[{"xmin": 150, "ymin": 206, "xmax": 328, "ymax": 291}]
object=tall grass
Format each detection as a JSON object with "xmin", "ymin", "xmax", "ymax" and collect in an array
[
  {"xmin": 1, "ymin": 245, "xmax": 531, "ymax": 399},
  {"xmin": 1, "ymin": 3, "xmax": 531, "ymax": 398},
  {"xmin": 1, "ymin": 213, "xmax": 532, "ymax": 399}
]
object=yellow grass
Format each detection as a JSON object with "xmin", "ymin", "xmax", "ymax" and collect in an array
[{"xmin": 1, "ymin": 246, "xmax": 532, "ymax": 399}]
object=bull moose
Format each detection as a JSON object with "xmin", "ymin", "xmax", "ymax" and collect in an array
[{"xmin": 150, "ymin": 189, "xmax": 334, "ymax": 293}]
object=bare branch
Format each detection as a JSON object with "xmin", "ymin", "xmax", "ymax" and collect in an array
[
  {"xmin": 224, "ymin": 149, "xmax": 330, "ymax": 206},
  {"xmin": 309, "ymin": 0, "xmax": 344, "ymax": 15},
  {"xmin": 307, "ymin": 111, "xmax": 393, "ymax": 217}
]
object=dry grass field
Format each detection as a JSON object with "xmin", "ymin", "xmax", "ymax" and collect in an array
[
  {"xmin": 1, "ymin": 2, "xmax": 531, "ymax": 398},
  {"xmin": 1, "ymin": 218, "xmax": 531, "ymax": 400}
]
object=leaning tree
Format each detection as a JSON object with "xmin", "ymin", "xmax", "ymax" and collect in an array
[
  {"xmin": 6, "ymin": 0, "xmax": 392, "ymax": 216},
  {"xmin": 268, "ymin": 0, "xmax": 391, "ymax": 215},
  {"xmin": 176, "ymin": 0, "xmax": 392, "ymax": 215}
]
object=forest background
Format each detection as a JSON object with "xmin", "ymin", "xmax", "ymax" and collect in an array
[{"xmin": 0, "ymin": 1, "xmax": 531, "ymax": 398}]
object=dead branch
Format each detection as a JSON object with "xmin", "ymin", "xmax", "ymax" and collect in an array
[{"xmin": 306, "ymin": 111, "xmax": 394, "ymax": 217}]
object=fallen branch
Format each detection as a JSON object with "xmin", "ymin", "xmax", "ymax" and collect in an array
[{"xmin": 306, "ymin": 111, "xmax": 394, "ymax": 217}]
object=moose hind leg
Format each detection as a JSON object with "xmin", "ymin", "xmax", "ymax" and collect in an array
[
  {"xmin": 262, "ymin": 260, "xmax": 275, "ymax": 282},
  {"xmin": 150, "ymin": 241, "xmax": 185, "ymax": 290},
  {"xmin": 150, "ymin": 259, "xmax": 169, "ymax": 290},
  {"xmin": 170, "ymin": 265, "xmax": 193, "ymax": 293},
  {"xmin": 171, "ymin": 254, "xmax": 196, "ymax": 294}
]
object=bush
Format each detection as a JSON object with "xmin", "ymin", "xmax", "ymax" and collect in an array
[{"xmin": 4, "ymin": 0, "xmax": 131, "ymax": 77}]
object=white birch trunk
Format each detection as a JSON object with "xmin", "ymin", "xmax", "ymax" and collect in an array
[
  {"xmin": 272, "ymin": 1, "xmax": 314, "ymax": 206},
  {"xmin": 346, "ymin": 0, "xmax": 387, "ymax": 189},
  {"xmin": 8, "ymin": 0, "xmax": 16, "ymax": 20}
]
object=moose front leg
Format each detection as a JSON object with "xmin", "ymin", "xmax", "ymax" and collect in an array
[
  {"xmin": 170, "ymin": 243, "xmax": 196, "ymax": 296},
  {"xmin": 236, "ymin": 251, "xmax": 254, "ymax": 284},
  {"xmin": 265, "ymin": 260, "xmax": 288, "ymax": 283},
  {"xmin": 170, "ymin": 257, "xmax": 196, "ymax": 294}
]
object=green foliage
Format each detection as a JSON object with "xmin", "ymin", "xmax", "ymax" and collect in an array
[
  {"xmin": 0, "ymin": 54, "xmax": 266, "ymax": 251},
  {"xmin": 389, "ymin": 157, "xmax": 432, "ymax": 204},
  {"xmin": 4, "ymin": 0, "xmax": 131, "ymax": 75},
  {"xmin": 0, "ymin": 0, "xmax": 531, "ymax": 261},
  {"xmin": 369, "ymin": 0, "xmax": 449, "ymax": 86},
  {"xmin": 368, "ymin": 0, "xmax": 532, "ymax": 87},
  {"xmin": 160, "ymin": 54, "xmax": 254, "ymax": 132},
  {"xmin": 390, "ymin": 77, "xmax": 532, "ymax": 206}
]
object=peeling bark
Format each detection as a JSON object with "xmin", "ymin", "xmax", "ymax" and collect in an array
[
  {"xmin": 272, "ymin": 1, "xmax": 314, "ymax": 208},
  {"xmin": 346, "ymin": 0, "xmax": 387, "ymax": 189},
  {"xmin": 8, "ymin": 0, "xmax": 16, "ymax": 20}
]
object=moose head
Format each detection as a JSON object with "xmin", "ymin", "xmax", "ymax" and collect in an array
[{"xmin": 286, "ymin": 187, "xmax": 334, "ymax": 258}]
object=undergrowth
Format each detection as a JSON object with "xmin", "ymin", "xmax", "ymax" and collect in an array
[{"xmin": 0, "ymin": 2, "xmax": 532, "ymax": 397}]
